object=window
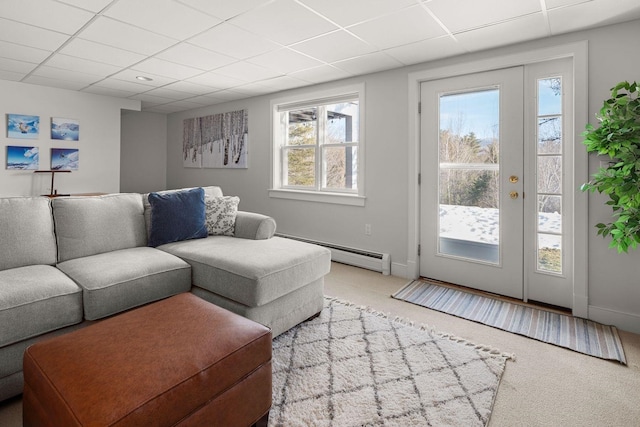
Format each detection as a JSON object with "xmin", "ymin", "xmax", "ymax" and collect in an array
[
  {"xmin": 270, "ymin": 84, "xmax": 365, "ymax": 206},
  {"xmin": 535, "ymin": 77, "xmax": 563, "ymax": 274}
]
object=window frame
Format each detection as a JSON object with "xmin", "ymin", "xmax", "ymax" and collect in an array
[{"xmin": 270, "ymin": 83, "xmax": 366, "ymax": 206}]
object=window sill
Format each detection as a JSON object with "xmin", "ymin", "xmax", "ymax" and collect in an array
[{"xmin": 268, "ymin": 189, "xmax": 365, "ymax": 206}]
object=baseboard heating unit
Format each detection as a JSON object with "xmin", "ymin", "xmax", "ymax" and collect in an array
[{"xmin": 276, "ymin": 233, "xmax": 391, "ymax": 275}]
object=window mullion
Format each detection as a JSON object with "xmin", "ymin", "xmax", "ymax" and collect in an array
[{"xmin": 317, "ymin": 105, "xmax": 326, "ymax": 191}]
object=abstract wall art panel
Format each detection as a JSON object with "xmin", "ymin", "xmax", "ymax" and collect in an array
[{"xmin": 183, "ymin": 109, "xmax": 248, "ymax": 169}]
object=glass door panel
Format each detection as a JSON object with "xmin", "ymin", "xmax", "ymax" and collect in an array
[{"xmin": 438, "ymin": 89, "xmax": 500, "ymax": 264}]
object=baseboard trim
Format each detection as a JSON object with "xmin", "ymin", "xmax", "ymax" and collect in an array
[
  {"xmin": 390, "ymin": 262, "xmax": 409, "ymax": 279},
  {"xmin": 588, "ymin": 305, "xmax": 640, "ymax": 334}
]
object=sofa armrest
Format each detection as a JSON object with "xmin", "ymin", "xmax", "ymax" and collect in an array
[{"xmin": 234, "ymin": 211, "xmax": 276, "ymax": 240}]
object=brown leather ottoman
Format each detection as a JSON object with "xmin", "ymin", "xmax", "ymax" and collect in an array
[{"xmin": 22, "ymin": 293, "xmax": 272, "ymax": 426}]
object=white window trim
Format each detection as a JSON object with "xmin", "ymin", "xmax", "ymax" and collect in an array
[{"xmin": 270, "ymin": 83, "xmax": 366, "ymax": 206}]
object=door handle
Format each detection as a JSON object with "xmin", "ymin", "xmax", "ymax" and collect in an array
[{"xmin": 510, "ymin": 191, "xmax": 519, "ymax": 199}]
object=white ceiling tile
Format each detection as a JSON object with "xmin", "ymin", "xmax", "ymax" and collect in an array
[
  {"xmin": 45, "ymin": 54, "xmax": 121, "ymax": 77},
  {"xmin": 92, "ymin": 77, "xmax": 159, "ymax": 93},
  {"xmin": 23, "ymin": 75, "xmax": 89, "ymax": 91},
  {"xmin": 383, "ymin": 35, "xmax": 465, "ymax": 65},
  {"xmin": 162, "ymin": 81, "xmax": 216, "ymax": 95},
  {"xmin": 56, "ymin": 0, "xmax": 113, "ymax": 12},
  {"xmin": 0, "ymin": 70, "xmax": 26, "ymax": 81},
  {"xmin": 110, "ymin": 69, "xmax": 177, "ymax": 87},
  {"xmin": 189, "ymin": 23, "xmax": 280, "ymax": 60},
  {"xmin": 0, "ymin": 0, "xmax": 637, "ymax": 114},
  {"xmin": 349, "ymin": 5, "xmax": 446, "ymax": 50},
  {"xmin": 187, "ymin": 71, "xmax": 247, "ymax": 89},
  {"xmin": 546, "ymin": 0, "xmax": 593, "ymax": 8},
  {"xmin": 132, "ymin": 58, "xmax": 204, "ymax": 80},
  {"xmin": 455, "ymin": 13, "xmax": 550, "ymax": 52},
  {"xmin": 260, "ymin": 75, "xmax": 310, "ymax": 90},
  {"xmin": 548, "ymin": 0, "xmax": 640, "ymax": 34},
  {"xmin": 0, "ymin": 0, "xmax": 94, "ymax": 35},
  {"xmin": 232, "ymin": 82, "xmax": 276, "ymax": 96},
  {"xmin": 176, "ymin": 0, "xmax": 271, "ymax": 20},
  {"xmin": 60, "ymin": 39, "xmax": 146, "ymax": 68},
  {"xmin": 0, "ymin": 57, "xmax": 38, "ymax": 74},
  {"xmin": 212, "ymin": 61, "xmax": 282, "ymax": 82},
  {"xmin": 166, "ymin": 99, "xmax": 217, "ymax": 111},
  {"xmin": 129, "ymin": 93, "xmax": 174, "ymax": 104},
  {"xmin": 156, "ymin": 43, "xmax": 236, "ymax": 71},
  {"xmin": 78, "ymin": 17, "xmax": 177, "ymax": 56},
  {"xmin": 291, "ymin": 30, "xmax": 377, "ymax": 63},
  {"xmin": 426, "ymin": 0, "xmax": 541, "ymax": 33},
  {"xmin": 247, "ymin": 48, "xmax": 323, "ymax": 74},
  {"xmin": 289, "ymin": 65, "xmax": 352, "ymax": 84},
  {"xmin": 187, "ymin": 94, "xmax": 228, "ymax": 105},
  {"xmin": 230, "ymin": 0, "xmax": 338, "ymax": 45},
  {"xmin": 333, "ymin": 52, "xmax": 404, "ymax": 75},
  {"xmin": 104, "ymin": 0, "xmax": 220, "ymax": 40},
  {"xmin": 31, "ymin": 65, "xmax": 102, "ymax": 85},
  {"xmin": 0, "ymin": 18, "xmax": 68, "ymax": 51},
  {"xmin": 299, "ymin": 0, "xmax": 418, "ymax": 27},
  {"xmin": 143, "ymin": 87, "xmax": 195, "ymax": 101},
  {"xmin": 82, "ymin": 85, "xmax": 139, "ymax": 98},
  {"xmin": 0, "ymin": 41, "xmax": 50, "ymax": 63},
  {"xmin": 204, "ymin": 90, "xmax": 247, "ymax": 101}
]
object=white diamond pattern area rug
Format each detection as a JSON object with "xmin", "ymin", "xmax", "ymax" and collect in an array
[{"xmin": 269, "ymin": 298, "xmax": 513, "ymax": 427}]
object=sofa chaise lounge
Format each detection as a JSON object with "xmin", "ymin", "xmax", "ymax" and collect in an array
[{"xmin": 0, "ymin": 186, "xmax": 331, "ymax": 402}]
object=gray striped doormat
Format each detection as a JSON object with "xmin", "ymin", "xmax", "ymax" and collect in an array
[{"xmin": 393, "ymin": 279, "xmax": 626, "ymax": 364}]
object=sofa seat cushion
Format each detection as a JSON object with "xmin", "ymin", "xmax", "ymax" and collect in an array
[
  {"xmin": 56, "ymin": 247, "xmax": 191, "ymax": 320},
  {"xmin": 0, "ymin": 265, "xmax": 82, "ymax": 347},
  {"xmin": 159, "ymin": 236, "xmax": 331, "ymax": 307}
]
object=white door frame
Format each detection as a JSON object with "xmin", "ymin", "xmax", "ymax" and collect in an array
[{"xmin": 407, "ymin": 41, "xmax": 589, "ymax": 318}]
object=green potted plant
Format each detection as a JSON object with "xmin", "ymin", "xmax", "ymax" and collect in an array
[{"xmin": 581, "ymin": 81, "xmax": 640, "ymax": 253}]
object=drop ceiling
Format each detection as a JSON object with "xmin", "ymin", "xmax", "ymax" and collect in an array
[{"xmin": 1, "ymin": 0, "xmax": 638, "ymax": 113}]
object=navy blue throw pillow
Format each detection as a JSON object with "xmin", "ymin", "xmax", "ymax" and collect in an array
[{"xmin": 147, "ymin": 187, "xmax": 208, "ymax": 247}]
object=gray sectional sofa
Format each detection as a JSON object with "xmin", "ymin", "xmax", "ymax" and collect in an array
[{"xmin": 0, "ymin": 186, "xmax": 331, "ymax": 402}]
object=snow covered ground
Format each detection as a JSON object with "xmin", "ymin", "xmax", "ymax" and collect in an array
[{"xmin": 439, "ymin": 204, "xmax": 562, "ymax": 249}]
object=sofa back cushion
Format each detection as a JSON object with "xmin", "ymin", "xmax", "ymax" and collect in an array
[
  {"xmin": 0, "ymin": 197, "xmax": 57, "ymax": 270},
  {"xmin": 53, "ymin": 193, "xmax": 147, "ymax": 262}
]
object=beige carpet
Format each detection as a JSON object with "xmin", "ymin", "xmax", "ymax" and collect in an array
[
  {"xmin": 324, "ymin": 263, "xmax": 640, "ymax": 427},
  {"xmin": 271, "ymin": 297, "xmax": 510, "ymax": 426},
  {"xmin": 2, "ymin": 262, "xmax": 640, "ymax": 426}
]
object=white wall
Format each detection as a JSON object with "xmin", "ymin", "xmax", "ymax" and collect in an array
[
  {"xmin": 165, "ymin": 69, "xmax": 411, "ymax": 278},
  {"xmin": 159, "ymin": 19, "xmax": 640, "ymax": 333},
  {"xmin": 120, "ymin": 111, "xmax": 167, "ymax": 193},
  {"xmin": 0, "ymin": 80, "xmax": 139, "ymax": 196}
]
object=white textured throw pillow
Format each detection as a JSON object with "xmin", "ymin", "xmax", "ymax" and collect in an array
[{"xmin": 204, "ymin": 195, "xmax": 239, "ymax": 236}]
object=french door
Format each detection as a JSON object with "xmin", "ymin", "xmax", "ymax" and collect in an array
[{"xmin": 419, "ymin": 60, "xmax": 573, "ymax": 308}]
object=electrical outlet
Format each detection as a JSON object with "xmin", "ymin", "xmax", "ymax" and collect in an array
[{"xmin": 365, "ymin": 224, "xmax": 372, "ymax": 235}]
